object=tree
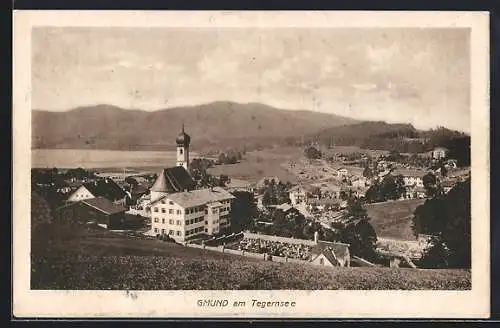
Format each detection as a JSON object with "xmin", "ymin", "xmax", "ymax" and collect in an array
[
  {"xmin": 412, "ymin": 179, "xmax": 471, "ymax": 268},
  {"xmin": 422, "ymin": 172, "xmax": 443, "ymax": 198},
  {"xmin": 363, "ymin": 166, "xmax": 374, "ymax": 179},
  {"xmin": 304, "ymin": 146, "xmax": 322, "ymax": 160},
  {"xmin": 230, "ymin": 191, "xmax": 257, "ymax": 233},
  {"xmin": 339, "ymin": 198, "xmax": 378, "ymax": 261}
]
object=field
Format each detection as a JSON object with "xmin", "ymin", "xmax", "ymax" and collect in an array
[
  {"xmin": 366, "ymin": 199, "xmax": 426, "ymax": 240},
  {"xmin": 31, "ymin": 230, "xmax": 470, "ymax": 290},
  {"xmin": 208, "ymin": 147, "xmax": 303, "ymax": 183}
]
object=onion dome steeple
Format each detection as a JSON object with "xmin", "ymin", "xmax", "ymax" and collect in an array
[{"xmin": 176, "ymin": 123, "xmax": 191, "ymax": 147}]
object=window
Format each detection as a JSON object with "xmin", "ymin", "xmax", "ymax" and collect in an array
[
  {"xmin": 169, "ymin": 219, "xmax": 174, "ymax": 224},
  {"xmin": 319, "ymin": 258, "xmax": 324, "ymax": 265},
  {"xmin": 154, "ymin": 207, "xmax": 158, "ymax": 212},
  {"xmin": 176, "ymin": 220, "xmax": 181, "ymax": 225},
  {"xmin": 161, "ymin": 208, "xmax": 166, "ymax": 213},
  {"xmin": 179, "ymin": 148, "xmax": 183, "ymax": 155},
  {"xmin": 212, "ymin": 209, "xmax": 217, "ymax": 214},
  {"xmin": 176, "ymin": 231, "xmax": 181, "ymax": 236},
  {"xmin": 154, "ymin": 228, "xmax": 158, "ymax": 233},
  {"xmin": 169, "ymin": 209, "xmax": 173, "ymax": 214},
  {"xmin": 169, "ymin": 201, "xmax": 174, "ymax": 205},
  {"xmin": 205, "ymin": 228, "xmax": 208, "ymax": 233},
  {"xmin": 162, "ymin": 219, "xmax": 165, "ymax": 224},
  {"xmin": 161, "ymin": 229, "xmax": 165, "ymax": 234},
  {"xmin": 161, "ymin": 200, "xmax": 165, "ymax": 204},
  {"xmin": 169, "ymin": 230, "xmax": 174, "ymax": 235},
  {"xmin": 205, "ymin": 221, "xmax": 208, "ymax": 225},
  {"xmin": 154, "ymin": 218, "xmax": 159, "ymax": 223},
  {"xmin": 177, "ymin": 209, "xmax": 181, "ymax": 215}
]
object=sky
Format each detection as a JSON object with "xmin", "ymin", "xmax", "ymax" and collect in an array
[{"xmin": 32, "ymin": 27, "xmax": 470, "ymax": 132}]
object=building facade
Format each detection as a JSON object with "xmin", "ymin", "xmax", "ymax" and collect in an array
[{"xmin": 148, "ymin": 187, "xmax": 235, "ymax": 242}]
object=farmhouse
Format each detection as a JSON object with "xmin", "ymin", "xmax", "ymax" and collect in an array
[
  {"xmin": 67, "ymin": 177, "xmax": 128, "ymax": 205},
  {"xmin": 393, "ymin": 168, "xmax": 426, "ymax": 187},
  {"xmin": 55, "ymin": 196, "xmax": 127, "ymax": 229}
]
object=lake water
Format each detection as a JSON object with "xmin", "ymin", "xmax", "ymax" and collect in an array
[{"xmin": 31, "ymin": 149, "xmax": 196, "ymax": 169}]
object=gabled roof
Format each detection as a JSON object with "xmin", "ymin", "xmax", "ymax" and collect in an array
[
  {"xmin": 81, "ymin": 178, "xmax": 127, "ymax": 201},
  {"xmin": 81, "ymin": 197, "xmax": 127, "ymax": 215},
  {"xmin": 314, "ymin": 240, "xmax": 350, "ymax": 260},
  {"xmin": 150, "ymin": 166, "xmax": 195, "ymax": 193},
  {"xmin": 150, "ymin": 186, "xmax": 235, "ymax": 208}
]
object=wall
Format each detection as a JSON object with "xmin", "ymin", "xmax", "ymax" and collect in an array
[{"xmin": 242, "ymin": 232, "xmax": 316, "ymax": 246}]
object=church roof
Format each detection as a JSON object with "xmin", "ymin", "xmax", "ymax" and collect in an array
[{"xmin": 150, "ymin": 166, "xmax": 196, "ymax": 193}]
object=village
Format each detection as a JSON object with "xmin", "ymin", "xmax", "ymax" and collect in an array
[{"xmin": 31, "ymin": 125, "xmax": 471, "ymax": 271}]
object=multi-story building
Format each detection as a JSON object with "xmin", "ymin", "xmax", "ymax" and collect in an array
[
  {"xmin": 149, "ymin": 187, "xmax": 235, "ymax": 242},
  {"xmin": 146, "ymin": 125, "xmax": 235, "ymax": 242}
]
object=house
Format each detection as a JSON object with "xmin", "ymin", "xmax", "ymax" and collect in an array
[
  {"xmin": 55, "ymin": 196, "xmax": 127, "ymax": 229},
  {"xmin": 289, "ymin": 185, "xmax": 308, "ymax": 206},
  {"xmin": 336, "ymin": 168, "xmax": 349, "ymax": 179},
  {"xmin": 275, "ymin": 203, "xmax": 294, "ymax": 214},
  {"xmin": 432, "ymin": 147, "xmax": 449, "ymax": 160},
  {"xmin": 67, "ymin": 178, "xmax": 128, "ymax": 205},
  {"xmin": 148, "ymin": 186, "xmax": 235, "ymax": 242},
  {"xmin": 225, "ymin": 178, "xmax": 254, "ymax": 193},
  {"xmin": 393, "ymin": 169, "xmax": 426, "ymax": 187},
  {"xmin": 309, "ymin": 232, "xmax": 350, "ymax": 267}
]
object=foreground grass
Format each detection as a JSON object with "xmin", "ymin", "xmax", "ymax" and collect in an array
[{"xmin": 31, "ymin": 233, "xmax": 471, "ymax": 290}]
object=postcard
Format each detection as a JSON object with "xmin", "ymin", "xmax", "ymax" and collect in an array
[{"xmin": 13, "ymin": 10, "xmax": 490, "ymax": 318}]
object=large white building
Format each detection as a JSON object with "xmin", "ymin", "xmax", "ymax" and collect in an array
[
  {"xmin": 147, "ymin": 126, "xmax": 235, "ymax": 242},
  {"xmin": 149, "ymin": 187, "xmax": 234, "ymax": 241}
]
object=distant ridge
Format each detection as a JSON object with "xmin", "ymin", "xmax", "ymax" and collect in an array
[{"xmin": 32, "ymin": 101, "xmax": 360, "ymax": 151}]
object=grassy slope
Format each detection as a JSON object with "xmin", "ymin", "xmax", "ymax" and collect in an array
[
  {"xmin": 31, "ymin": 231, "xmax": 470, "ymax": 290},
  {"xmin": 366, "ymin": 199, "xmax": 426, "ymax": 241}
]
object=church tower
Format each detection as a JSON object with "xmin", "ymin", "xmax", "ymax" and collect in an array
[{"xmin": 176, "ymin": 124, "xmax": 191, "ymax": 170}]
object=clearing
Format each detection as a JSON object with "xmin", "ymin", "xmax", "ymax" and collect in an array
[{"xmin": 366, "ymin": 199, "xmax": 426, "ymax": 241}]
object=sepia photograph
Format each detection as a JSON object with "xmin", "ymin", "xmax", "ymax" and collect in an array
[{"xmin": 13, "ymin": 11, "xmax": 490, "ymax": 318}]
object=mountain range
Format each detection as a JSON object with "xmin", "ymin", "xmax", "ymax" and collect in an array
[
  {"xmin": 32, "ymin": 101, "xmax": 467, "ymax": 153},
  {"xmin": 32, "ymin": 101, "xmax": 360, "ymax": 151}
]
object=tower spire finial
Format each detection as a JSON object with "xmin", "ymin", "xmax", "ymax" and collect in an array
[{"xmin": 182, "ymin": 121, "xmax": 184, "ymax": 133}]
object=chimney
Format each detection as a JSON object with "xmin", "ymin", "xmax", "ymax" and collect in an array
[{"xmin": 314, "ymin": 231, "xmax": 319, "ymax": 244}]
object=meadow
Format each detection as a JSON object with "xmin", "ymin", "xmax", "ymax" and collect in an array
[
  {"xmin": 31, "ymin": 230, "xmax": 471, "ymax": 290},
  {"xmin": 366, "ymin": 199, "xmax": 426, "ymax": 240}
]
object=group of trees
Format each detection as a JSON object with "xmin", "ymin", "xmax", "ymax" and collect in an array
[
  {"xmin": 304, "ymin": 146, "xmax": 322, "ymax": 160},
  {"xmin": 216, "ymin": 149, "xmax": 245, "ymax": 165},
  {"xmin": 364, "ymin": 174, "xmax": 406, "ymax": 203},
  {"xmin": 412, "ymin": 178, "xmax": 471, "ymax": 268},
  {"xmin": 261, "ymin": 180, "xmax": 293, "ymax": 206},
  {"xmin": 189, "ymin": 158, "xmax": 230, "ymax": 189}
]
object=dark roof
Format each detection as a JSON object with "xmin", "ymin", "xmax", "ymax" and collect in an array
[
  {"xmin": 82, "ymin": 178, "xmax": 127, "ymax": 201},
  {"xmin": 314, "ymin": 240, "xmax": 350, "ymax": 260},
  {"xmin": 150, "ymin": 166, "xmax": 195, "ymax": 193},
  {"xmin": 81, "ymin": 197, "xmax": 127, "ymax": 215},
  {"xmin": 312, "ymin": 246, "xmax": 339, "ymax": 265}
]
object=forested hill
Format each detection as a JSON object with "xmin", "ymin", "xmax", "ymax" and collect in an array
[{"xmin": 306, "ymin": 122, "xmax": 469, "ymax": 156}]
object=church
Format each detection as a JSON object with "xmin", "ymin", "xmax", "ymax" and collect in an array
[{"xmin": 146, "ymin": 125, "xmax": 235, "ymax": 242}]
